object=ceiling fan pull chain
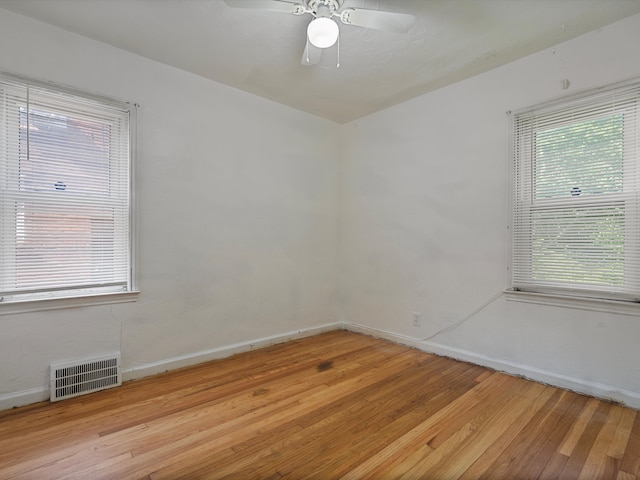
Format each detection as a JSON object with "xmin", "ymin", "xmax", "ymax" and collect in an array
[
  {"xmin": 305, "ymin": 37, "xmax": 310, "ymax": 64},
  {"xmin": 336, "ymin": 34, "xmax": 340, "ymax": 68}
]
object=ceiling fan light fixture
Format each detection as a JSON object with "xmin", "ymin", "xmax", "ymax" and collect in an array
[{"xmin": 307, "ymin": 17, "xmax": 339, "ymax": 48}]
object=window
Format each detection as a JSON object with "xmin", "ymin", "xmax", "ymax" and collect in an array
[
  {"xmin": 510, "ymin": 79, "xmax": 640, "ymax": 302},
  {"xmin": 0, "ymin": 74, "xmax": 135, "ymax": 305}
]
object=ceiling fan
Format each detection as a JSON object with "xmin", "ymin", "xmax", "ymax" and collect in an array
[{"xmin": 222, "ymin": 0, "xmax": 415, "ymax": 66}]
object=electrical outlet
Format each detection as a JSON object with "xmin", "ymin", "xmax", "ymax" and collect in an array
[{"xmin": 412, "ymin": 312, "xmax": 421, "ymax": 327}]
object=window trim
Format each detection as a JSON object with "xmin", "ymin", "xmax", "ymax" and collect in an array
[
  {"xmin": 0, "ymin": 290, "xmax": 139, "ymax": 315},
  {"xmin": 503, "ymin": 288, "xmax": 640, "ymax": 316},
  {"xmin": 0, "ymin": 72, "xmax": 138, "ymax": 311},
  {"xmin": 507, "ymin": 77, "xmax": 640, "ymax": 308}
]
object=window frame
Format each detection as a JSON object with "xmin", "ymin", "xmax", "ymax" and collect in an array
[
  {"xmin": 507, "ymin": 78, "xmax": 640, "ymax": 310},
  {"xmin": 0, "ymin": 72, "xmax": 138, "ymax": 314}
]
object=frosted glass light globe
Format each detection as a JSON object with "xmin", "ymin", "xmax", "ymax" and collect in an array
[{"xmin": 307, "ymin": 17, "xmax": 339, "ymax": 49}]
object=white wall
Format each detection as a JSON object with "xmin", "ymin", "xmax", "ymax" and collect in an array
[
  {"xmin": 340, "ymin": 13, "xmax": 640, "ymax": 408},
  {"xmin": 0, "ymin": 9, "xmax": 340, "ymax": 408}
]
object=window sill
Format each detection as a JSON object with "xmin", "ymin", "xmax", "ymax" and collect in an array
[
  {"xmin": 0, "ymin": 290, "xmax": 139, "ymax": 315},
  {"xmin": 504, "ymin": 289, "xmax": 640, "ymax": 316}
]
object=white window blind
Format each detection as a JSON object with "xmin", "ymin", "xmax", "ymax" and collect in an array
[
  {"xmin": 0, "ymin": 75, "xmax": 133, "ymax": 302},
  {"xmin": 511, "ymin": 79, "xmax": 640, "ymax": 302}
]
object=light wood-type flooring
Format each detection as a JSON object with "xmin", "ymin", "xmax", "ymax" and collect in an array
[{"xmin": 0, "ymin": 330, "xmax": 639, "ymax": 479}]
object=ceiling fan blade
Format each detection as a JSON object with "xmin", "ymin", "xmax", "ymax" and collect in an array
[
  {"xmin": 339, "ymin": 8, "xmax": 415, "ymax": 33},
  {"xmin": 301, "ymin": 41, "xmax": 322, "ymax": 65},
  {"xmin": 222, "ymin": 0, "xmax": 302, "ymax": 15}
]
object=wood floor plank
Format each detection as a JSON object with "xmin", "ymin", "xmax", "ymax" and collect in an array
[
  {"xmin": 609, "ymin": 408, "xmax": 637, "ymax": 460},
  {"xmin": 620, "ymin": 409, "xmax": 640, "ymax": 476},
  {"xmin": 559, "ymin": 400, "xmax": 615, "ymax": 479},
  {"xmin": 475, "ymin": 389, "xmax": 590, "ymax": 479},
  {"xmin": 414, "ymin": 380, "xmax": 546, "ymax": 479},
  {"xmin": 396, "ymin": 391, "xmax": 512, "ymax": 479},
  {"xmin": 0, "ymin": 330, "xmax": 637, "ymax": 480},
  {"xmin": 617, "ymin": 471, "xmax": 637, "ymax": 480},
  {"xmin": 559, "ymin": 397, "xmax": 602, "ymax": 456},
  {"xmin": 579, "ymin": 405, "xmax": 626, "ymax": 480},
  {"xmin": 538, "ymin": 452, "xmax": 571, "ymax": 480},
  {"xmin": 457, "ymin": 382, "xmax": 555, "ymax": 480},
  {"xmin": 338, "ymin": 371, "xmax": 506, "ymax": 479}
]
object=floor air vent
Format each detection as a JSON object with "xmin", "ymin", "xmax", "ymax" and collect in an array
[{"xmin": 50, "ymin": 353, "xmax": 122, "ymax": 402}]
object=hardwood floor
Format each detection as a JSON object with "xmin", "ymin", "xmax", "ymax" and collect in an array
[{"xmin": 0, "ymin": 330, "xmax": 638, "ymax": 479}]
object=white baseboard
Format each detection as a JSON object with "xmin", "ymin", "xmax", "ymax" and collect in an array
[
  {"xmin": 122, "ymin": 322, "xmax": 342, "ymax": 382},
  {"xmin": 344, "ymin": 322, "xmax": 640, "ymax": 410},
  {"xmin": 0, "ymin": 386, "xmax": 48, "ymax": 411}
]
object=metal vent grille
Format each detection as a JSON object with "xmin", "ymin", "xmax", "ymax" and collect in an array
[{"xmin": 50, "ymin": 353, "xmax": 121, "ymax": 402}]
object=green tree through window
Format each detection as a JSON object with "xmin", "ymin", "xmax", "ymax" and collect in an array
[
  {"xmin": 535, "ymin": 116, "xmax": 624, "ymax": 199},
  {"xmin": 532, "ymin": 115, "xmax": 625, "ymax": 286}
]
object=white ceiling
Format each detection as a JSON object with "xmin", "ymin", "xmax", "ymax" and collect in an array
[{"xmin": 1, "ymin": 0, "xmax": 639, "ymax": 123}]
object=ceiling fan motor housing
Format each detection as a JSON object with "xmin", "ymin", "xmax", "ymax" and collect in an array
[{"xmin": 307, "ymin": 0, "xmax": 341, "ymax": 17}]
